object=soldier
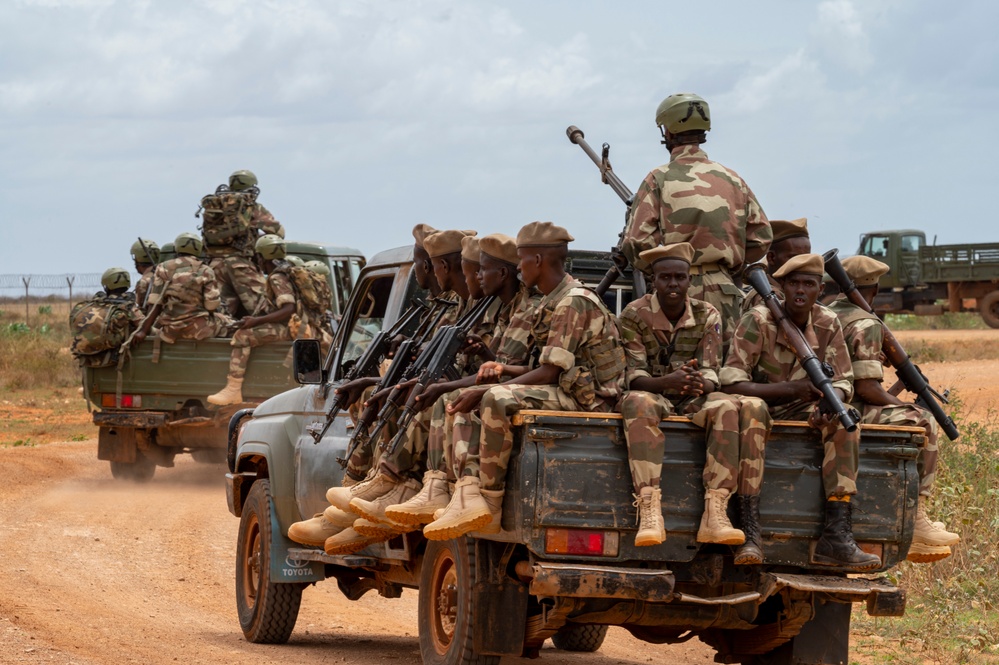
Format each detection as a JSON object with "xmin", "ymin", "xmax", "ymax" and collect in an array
[
  {"xmin": 130, "ymin": 238, "xmax": 160, "ymax": 314},
  {"xmin": 132, "ymin": 233, "xmax": 230, "ymax": 345},
  {"xmin": 207, "ymin": 234, "xmax": 296, "ymax": 406},
  {"xmin": 720, "ymin": 254, "xmax": 881, "ymax": 570},
  {"xmin": 413, "ymin": 223, "xmax": 442, "ymax": 297},
  {"xmin": 303, "ymin": 260, "xmax": 335, "ymax": 354},
  {"xmin": 422, "ymin": 222, "xmax": 627, "ymax": 541},
  {"xmin": 203, "ymin": 169, "xmax": 285, "ymax": 319},
  {"xmin": 621, "ymin": 93, "xmax": 771, "ymax": 352},
  {"xmin": 69, "ymin": 267, "xmax": 145, "ymax": 367},
  {"xmin": 742, "ymin": 218, "xmax": 810, "ymax": 312},
  {"xmin": 828, "ymin": 255, "xmax": 959, "ymax": 562},
  {"xmin": 425, "ymin": 229, "xmax": 476, "ymax": 327}
]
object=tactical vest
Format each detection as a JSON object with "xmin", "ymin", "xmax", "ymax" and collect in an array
[
  {"xmin": 646, "ymin": 302, "xmax": 708, "ymax": 377},
  {"xmin": 564, "ymin": 287, "xmax": 628, "ymax": 387}
]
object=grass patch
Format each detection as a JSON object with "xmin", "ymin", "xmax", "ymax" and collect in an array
[
  {"xmin": 885, "ymin": 312, "xmax": 988, "ymax": 331},
  {"xmin": 0, "ymin": 299, "xmax": 80, "ymax": 391}
]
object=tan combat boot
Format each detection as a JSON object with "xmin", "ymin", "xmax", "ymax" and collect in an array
[
  {"xmin": 207, "ymin": 376, "xmax": 243, "ymax": 406},
  {"xmin": 634, "ymin": 486, "xmax": 666, "ymax": 547},
  {"xmin": 324, "ymin": 525, "xmax": 379, "ymax": 555},
  {"xmin": 325, "ymin": 472, "xmax": 396, "ymax": 513},
  {"xmin": 423, "ymin": 476, "xmax": 492, "ymax": 541},
  {"xmin": 350, "ymin": 477, "xmax": 422, "ymax": 525},
  {"xmin": 323, "ymin": 505, "xmax": 361, "ymax": 528},
  {"xmin": 908, "ymin": 498, "xmax": 959, "ymax": 563},
  {"xmin": 472, "ymin": 487, "xmax": 505, "ymax": 535},
  {"xmin": 353, "ymin": 517, "xmax": 403, "ymax": 539},
  {"xmin": 697, "ymin": 488, "xmax": 745, "ymax": 545},
  {"xmin": 287, "ymin": 513, "xmax": 345, "ymax": 547},
  {"xmin": 385, "ymin": 470, "xmax": 451, "ymax": 526}
]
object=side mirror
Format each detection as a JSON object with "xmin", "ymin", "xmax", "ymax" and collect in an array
[{"xmin": 292, "ymin": 339, "xmax": 324, "ymax": 385}]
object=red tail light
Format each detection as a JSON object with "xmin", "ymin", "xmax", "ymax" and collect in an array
[
  {"xmin": 545, "ymin": 529, "xmax": 619, "ymax": 557},
  {"xmin": 101, "ymin": 394, "xmax": 142, "ymax": 408}
]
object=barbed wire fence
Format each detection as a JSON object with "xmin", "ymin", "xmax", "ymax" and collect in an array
[{"xmin": 0, "ymin": 274, "xmax": 104, "ymax": 326}]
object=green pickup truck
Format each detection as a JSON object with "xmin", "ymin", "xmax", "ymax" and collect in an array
[
  {"xmin": 843, "ymin": 229, "xmax": 999, "ymax": 327},
  {"xmin": 225, "ymin": 246, "xmax": 922, "ymax": 665},
  {"xmin": 84, "ymin": 242, "xmax": 364, "ymax": 481}
]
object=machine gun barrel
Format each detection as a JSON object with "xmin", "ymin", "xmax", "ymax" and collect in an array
[
  {"xmin": 822, "ymin": 249, "xmax": 959, "ymax": 440},
  {"xmin": 744, "ymin": 264, "xmax": 860, "ymax": 432}
]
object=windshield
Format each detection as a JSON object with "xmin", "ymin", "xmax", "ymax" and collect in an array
[{"xmin": 861, "ymin": 235, "xmax": 890, "ymax": 259}]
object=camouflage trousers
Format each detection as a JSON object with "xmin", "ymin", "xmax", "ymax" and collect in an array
[
  {"xmin": 228, "ymin": 322, "xmax": 289, "ymax": 380},
  {"xmin": 689, "ymin": 270, "xmax": 743, "ymax": 357},
  {"xmin": 427, "ymin": 389, "xmax": 464, "ymax": 480},
  {"xmin": 688, "ymin": 392, "xmax": 768, "ymax": 496},
  {"xmin": 209, "ymin": 255, "xmax": 267, "ymax": 319},
  {"xmin": 618, "ymin": 391, "xmax": 676, "ymax": 492},
  {"xmin": 860, "ymin": 403, "xmax": 939, "ymax": 497},
  {"xmin": 378, "ymin": 402, "xmax": 433, "ymax": 480},
  {"xmin": 157, "ymin": 312, "xmax": 231, "ymax": 344},
  {"xmin": 343, "ymin": 384, "xmax": 401, "ymax": 481}
]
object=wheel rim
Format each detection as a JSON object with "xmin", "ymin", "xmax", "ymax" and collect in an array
[
  {"xmin": 241, "ymin": 513, "xmax": 262, "ymax": 611},
  {"xmin": 429, "ymin": 548, "xmax": 459, "ymax": 655}
]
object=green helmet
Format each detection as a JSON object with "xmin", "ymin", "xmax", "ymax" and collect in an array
[
  {"xmin": 655, "ymin": 93, "xmax": 711, "ymax": 134},
  {"xmin": 286, "ymin": 255, "xmax": 305, "ymax": 267},
  {"xmin": 101, "ymin": 267, "xmax": 131, "ymax": 291},
  {"xmin": 229, "ymin": 169, "xmax": 258, "ymax": 191},
  {"xmin": 175, "ymin": 232, "xmax": 204, "ymax": 256},
  {"xmin": 304, "ymin": 260, "xmax": 330, "ymax": 276},
  {"xmin": 255, "ymin": 234, "xmax": 286, "ymax": 260},
  {"xmin": 130, "ymin": 238, "xmax": 161, "ymax": 264}
]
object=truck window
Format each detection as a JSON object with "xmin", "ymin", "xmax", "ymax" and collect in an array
[
  {"xmin": 341, "ymin": 275, "xmax": 394, "ymax": 366},
  {"xmin": 862, "ymin": 235, "xmax": 890, "ymax": 258},
  {"xmin": 900, "ymin": 235, "xmax": 922, "ymax": 253}
]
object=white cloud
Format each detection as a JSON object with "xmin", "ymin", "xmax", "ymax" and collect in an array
[{"xmin": 814, "ymin": 0, "xmax": 873, "ymax": 72}]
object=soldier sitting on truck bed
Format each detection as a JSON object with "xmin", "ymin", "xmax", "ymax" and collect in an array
[
  {"xmin": 132, "ymin": 233, "xmax": 232, "ymax": 346},
  {"xmin": 130, "ymin": 238, "xmax": 160, "ymax": 314},
  {"xmin": 208, "ymin": 234, "xmax": 297, "ymax": 406},
  {"xmin": 421, "ymin": 221, "xmax": 627, "ymax": 541},
  {"xmin": 719, "ymin": 253, "xmax": 881, "ymax": 570},
  {"xmin": 741, "ymin": 218, "xmax": 810, "ymax": 312},
  {"xmin": 69, "ymin": 267, "xmax": 145, "ymax": 368},
  {"xmin": 827, "ymin": 255, "xmax": 959, "ymax": 563}
]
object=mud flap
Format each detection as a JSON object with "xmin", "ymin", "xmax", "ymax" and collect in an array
[
  {"xmin": 97, "ymin": 427, "xmax": 137, "ymax": 463},
  {"xmin": 473, "ymin": 580, "xmax": 528, "ymax": 656},
  {"xmin": 788, "ymin": 598, "xmax": 850, "ymax": 665},
  {"xmin": 267, "ymin": 495, "xmax": 324, "ymax": 584}
]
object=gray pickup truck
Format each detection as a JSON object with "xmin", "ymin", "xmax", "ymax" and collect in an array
[
  {"xmin": 84, "ymin": 242, "xmax": 364, "ymax": 481},
  {"xmin": 226, "ymin": 246, "xmax": 920, "ymax": 665}
]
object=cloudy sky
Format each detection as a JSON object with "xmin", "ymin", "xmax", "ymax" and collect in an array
[{"xmin": 2, "ymin": 0, "xmax": 996, "ymax": 281}]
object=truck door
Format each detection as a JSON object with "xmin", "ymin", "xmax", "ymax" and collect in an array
[
  {"xmin": 859, "ymin": 234, "xmax": 900, "ymax": 289},
  {"xmin": 898, "ymin": 233, "xmax": 924, "ymax": 286}
]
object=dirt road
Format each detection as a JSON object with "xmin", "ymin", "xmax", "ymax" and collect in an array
[{"xmin": 0, "ymin": 442, "xmax": 715, "ymax": 664}]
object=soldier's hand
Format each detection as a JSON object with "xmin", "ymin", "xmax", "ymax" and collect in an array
[
  {"xmin": 462, "ymin": 334, "xmax": 485, "ymax": 353},
  {"xmin": 132, "ymin": 330, "xmax": 146, "ymax": 344},
  {"xmin": 787, "ymin": 378, "xmax": 823, "ymax": 402},
  {"xmin": 416, "ymin": 382, "xmax": 448, "ymax": 411},
  {"xmin": 477, "ymin": 362, "xmax": 505, "ymax": 384},
  {"xmin": 808, "ymin": 405, "xmax": 835, "ymax": 428},
  {"xmin": 448, "ymin": 387, "xmax": 487, "ymax": 414},
  {"xmin": 238, "ymin": 316, "xmax": 258, "ymax": 330}
]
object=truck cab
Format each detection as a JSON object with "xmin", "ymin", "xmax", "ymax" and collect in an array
[{"xmin": 855, "ymin": 229, "xmax": 926, "ymax": 289}]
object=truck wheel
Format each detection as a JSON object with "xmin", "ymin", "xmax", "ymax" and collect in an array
[
  {"xmin": 109, "ymin": 455, "xmax": 156, "ymax": 482},
  {"xmin": 235, "ymin": 479, "xmax": 303, "ymax": 644},
  {"xmin": 979, "ymin": 291, "xmax": 999, "ymax": 329},
  {"xmin": 419, "ymin": 539, "xmax": 500, "ymax": 665},
  {"xmin": 551, "ymin": 624, "xmax": 608, "ymax": 652}
]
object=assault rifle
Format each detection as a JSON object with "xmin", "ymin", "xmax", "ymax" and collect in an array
[
  {"xmin": 744, "ymin": 263, "xmax": 860, "ymax": 431},
  {"xmin": 823, "ymin": 249, "xmax": 960, "ymax": 440},
  {"xmin": 306, "ymin": 299, "xmax": 428, "ymax": 445},
  {"xmin": 339, "ymin": 298, "xmax": 456, "ymax": 467},
  {"xmin": 380, "ymin": 295, "xmax": 497, "ymax": 457},
  {"xmin": 566, "ymin": 125, "xmax": 646, "ymax": 298}
]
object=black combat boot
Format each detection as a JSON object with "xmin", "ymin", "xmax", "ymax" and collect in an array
[
  {"xmin": 813, "ymin": 500, "xmax": 881, "ymax": 570},
  {"xmin": 733, "ymin": 494, "xmax": 763, "ymax": 565}
]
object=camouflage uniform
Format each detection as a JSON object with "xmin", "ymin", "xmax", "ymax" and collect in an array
[
  {"xmin": 622, "ymin": 144, "xmax": 771, "ymax": 350},
  {"xmin": 135, "ymin": 270, "xmax": 154, "ymax": 314},
  {"xmin": 719, "ymin": 304, "xmax": 858, "ymax": 498},
  {"xmin": 206, "ymin": 202, "xmax": 284, "ymax": 317},
  {"xmin": 147, "ymin": 256, "xmax": 230, "ymax": 343},
  {"xmin": 617, "ymin": 294, "xmax": 723, "ymax": 491},
  {"xmin": 828, "ymin": 297, "xmax": 940, "ymax": 496},
  {"xmin": 227, "ymin": 267, "xmax": 295, "ymax": 380},
  {"xmin": 69, "ymin": 292, "xmax": 144, "ymax": 366},
  {"xmin": 459, "ymin": 275, "xmax": 626, "ymax": 489}
]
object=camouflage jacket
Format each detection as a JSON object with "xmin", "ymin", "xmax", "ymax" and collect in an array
[
  {"xmin": 148, "ymin": 256, "xmax": 222, "ymax": 325},
  {"xmin": 619, "ymin": 293, "xmax": 722, "ymax": 394},
  {"xmin": 454, "ymin": 296, "xmax": 502, "ymax": 376},
  {"xmin": 538, "ymin": 274, "xmax": 627, "ymax": 408},
  {"xmin": 494, "ymin": 286, "xmax": 544, "ymax": 366},
  {"xmin": 622, "ymin": 144, "xmax": 771, "ymax": 276},
  {"xmin": 827, "ymin": 297, "xmax": 885, "ymax": 387},
  {"xmin": 135, "ymin": 270, "xmax": 154, "ymax": 313},
  {"xmin": 262, "ymin": 268, "xmax": 297, "ymax": 315},
  {"xmin": 742, "ymin": 273, "xmax": 782, "ymax": 312},
  {"xmin": 719, "ymin": 303, "xmax": 854, "ymax": 402}
]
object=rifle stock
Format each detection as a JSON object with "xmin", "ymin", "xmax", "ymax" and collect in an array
[
  {"xmin": 822, "ymin": 249, "xmax": 959, "ymax": 440},
  {"xmin": 744, "ymin": 264, "xmax": 860, "ymax": 432}
]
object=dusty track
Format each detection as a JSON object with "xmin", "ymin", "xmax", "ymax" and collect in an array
[{"xmin": 0, "ymin": 442, "xmax": 715, "ymax": 664}]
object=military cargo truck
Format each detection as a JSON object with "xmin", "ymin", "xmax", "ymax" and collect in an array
[
  {"xmin": 84, "ymin": 242, "xmax": 364, "ymax": 481},
  {"xmin": 837, "ymin": 229, "xmax": 999, "ymax": 327},
  {"xmin": 225, "ymin": 246, "xmax": 922, "ymax": 664}
]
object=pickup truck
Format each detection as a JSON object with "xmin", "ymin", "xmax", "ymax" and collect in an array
[
  {"xmin": 226, "ymin": 246, "xmax": 920, "ymax": 665},
  {"xmin": 84, "ymin": 241, "xmax": 364, "ymax": 481},
  {"xmin": 833, "ymin": 229, "xmax": 999, "ymax": 327}
]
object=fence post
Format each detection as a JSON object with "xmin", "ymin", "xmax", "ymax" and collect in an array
[
  {"xmin": 66, "ymin": 275, "xmax": 75, "ymax": 310},
  {"xmin": 22, "ymin": 276, "xmax": 30, "ymax": 326}
]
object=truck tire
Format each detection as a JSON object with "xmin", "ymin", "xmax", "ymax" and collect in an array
[
  {"xmin": 551, "ymin": 624, "xmax": 608, "ymax": 652},
  {"xmin": 419, "ymin": 538, "xmax": 500, "ymax": 665},
  {"xmin": 979, "ymin": 291, "xmax": 999, "ymax": 329},
  {"xmin": 109, "ymin": 455, "xmax": 156, "ymax": 482},
  {"xmin": 235, "ymin": 479, "xmax": 303, "ymax": 644}
]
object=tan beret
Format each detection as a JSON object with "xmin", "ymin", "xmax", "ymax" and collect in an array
[
  {"xmin": 842, "ymin": 255, "xmax": 889, "ymax": 287},
  {"xmin": 461, "ymin": 235, "xmax": 481, "ymax": 263},
  {"xmin": 639, "ymin": 242, "xmax": 695, "ymax": 266},
  {"xmin": 425, "ymin": 229, "xmax": 477, "ymax": 258},
  {"xmin": 771, "ymin": 218, "xmax": 809, "ymax": 244},
  {"xmin": 412, "ymin": 223, "xmax": 439, "ymax": 249},
  {"xmin": 479, "ymin": 233, "xmax": 519, "ymax": 266},
  {"xmin": 774, "ymin": 253, "xmax": 824, "ymax": 279},
  {"xmin": 516, "ymin": 221, "xmax": 574, "ymax": 248}
]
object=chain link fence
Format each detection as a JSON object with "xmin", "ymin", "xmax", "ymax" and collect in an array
[{"xmin": 0, "ymin": 274, "xmax": 105, "ymax": 326}]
